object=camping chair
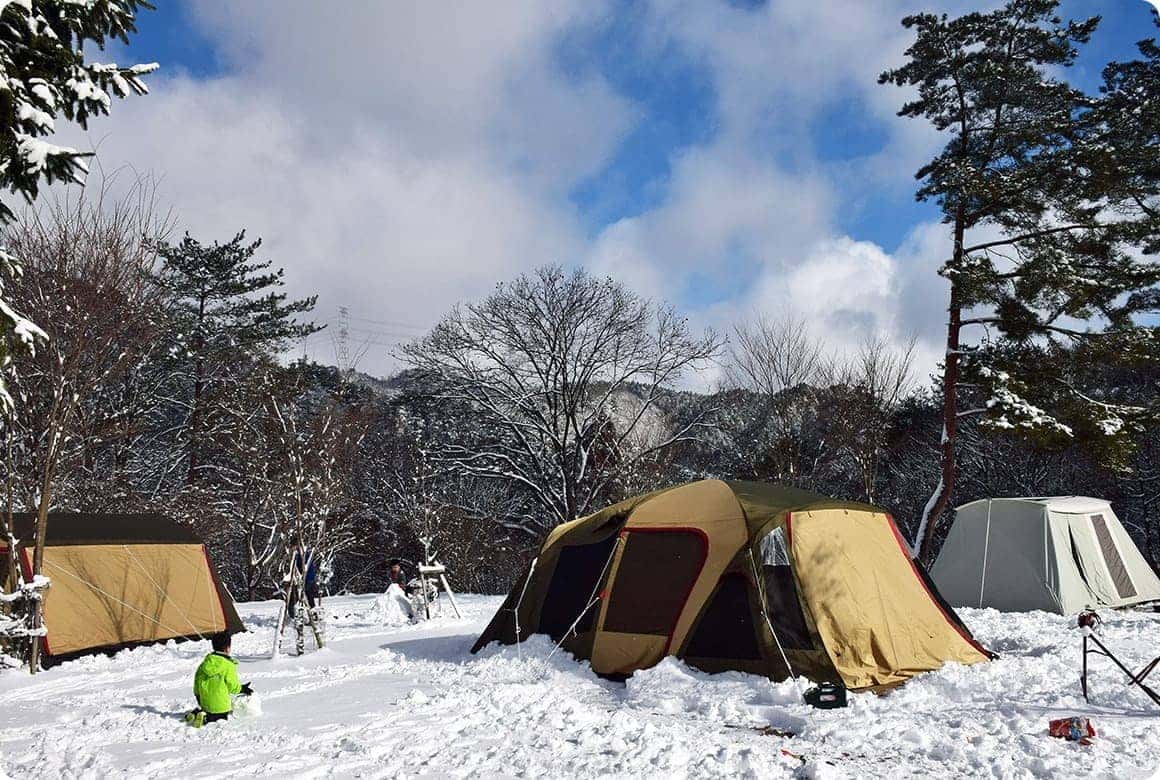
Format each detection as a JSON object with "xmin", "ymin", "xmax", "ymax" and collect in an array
[{"xmin": 1078, "ymin": 611, "xmax": 1160, "ymax": 707}]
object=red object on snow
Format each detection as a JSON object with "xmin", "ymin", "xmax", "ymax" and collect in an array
[{"xmin": 1049, "ymin": 717, "xmax": 1096, "ymax": 745}]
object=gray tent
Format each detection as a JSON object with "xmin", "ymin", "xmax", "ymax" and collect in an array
[{"xmin": 932, "ymin": 497, "xmax": 1160, "ymax": 614}]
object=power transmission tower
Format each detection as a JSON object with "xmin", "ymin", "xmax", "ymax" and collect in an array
[{"xmin": 335, "ymin": 306, "xmax": 351, "ymax": 375}]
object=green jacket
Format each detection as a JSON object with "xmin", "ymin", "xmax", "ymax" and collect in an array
[{"xmin": 194, "ymin": 651, "xmax": 241, "ymax": 714}]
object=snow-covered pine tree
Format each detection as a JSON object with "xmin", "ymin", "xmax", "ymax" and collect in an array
[
  {"xmin": 880, "ymin": 0, "xmax": 1160, "ymax": 562},
  {"xmin": 151, "ymin": 232, "xmax": 321, "ymax": 484},
  {"xmin": 0, "ymin": 0, "xmax": 157, "ymax": 409}
]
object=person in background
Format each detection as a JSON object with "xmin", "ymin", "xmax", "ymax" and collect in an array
[
  {"xmin": 387, "ymin": 559, "xmax": 410, "ymax": 592},
  {"xmin": 294, "ymin": 548, "xmax": 320, "ymax": 610},
  {"xmin": 187, "ymin": 632, "xmax": 251, "ymax": 727}
]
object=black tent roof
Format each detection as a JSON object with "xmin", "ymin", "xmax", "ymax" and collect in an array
[{"xmin": 3, "ymin": 512, "xmax": 201, "ymax": 546}]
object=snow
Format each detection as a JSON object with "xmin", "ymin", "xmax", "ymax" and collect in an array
[
  {"xmin": 14, "ymin": 135, "xmax": 82, "ymax": 178},
  {"xmin": 1, "ymin": 595, "xmax": 1158, "ymax": 778}
]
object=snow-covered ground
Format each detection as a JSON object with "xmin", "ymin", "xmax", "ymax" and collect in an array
[{"xmin": 1, "ymin": 594, "xmax": 1158, "ymax": 778}]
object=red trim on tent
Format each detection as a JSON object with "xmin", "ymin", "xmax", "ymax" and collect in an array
[
  {"xmin": 202, "ymin": 545, "xmax": 230, "ymax": 632},
  {"xmin": 884, "ymin": 513, "xmax": 993, "ymax": 658},
  {"xmin": 618, "ymin": 526, "xmax": 709, "ymax": 654},
  {"xmin": 784, "ymin": 513, "xmax": 793, "ymax": 549}
]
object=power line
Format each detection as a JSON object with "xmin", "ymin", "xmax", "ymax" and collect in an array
[
  {"xmin": 344, "ymin": 325, "xmax": 420, "ymax": 340},
  {"xmin": 343, "ymin": 314, "xmax": 426, "ymax": 332}
]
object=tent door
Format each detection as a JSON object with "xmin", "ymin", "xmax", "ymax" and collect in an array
[
  {"xmin": 1064, "ymin": 514, "xmax": 1123, "ymax": 607},
  {"xmin": 758, "ymin": 528, "xmax": 812, "ymax": 650},
  {"xmin": 1089, "ymin": 514, "xmax": 1137, "ymax": 600},
  {"xmin": 682, "ymin": 573, "xmax": 762, "ymax": 661},
  {"xmin": 538, "ymin": 535, "xmax": 619, "ymax": 642}
]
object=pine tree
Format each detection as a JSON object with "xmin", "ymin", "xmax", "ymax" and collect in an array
[
  {"xmin": 152, "ymin": 232, "xmax": 322, "ymax": 483},
  {"xmin": 880, "ymin": 1, "xmax": 1160, "ymax": 562},
  {"xmin": 0, "ymin": 0, "xmax": 157, "ymax": 409}
]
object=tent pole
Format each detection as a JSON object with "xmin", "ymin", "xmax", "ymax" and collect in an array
[{"xmin": 978, "ymin": 499, "xmax": 992, "ymax": 608}]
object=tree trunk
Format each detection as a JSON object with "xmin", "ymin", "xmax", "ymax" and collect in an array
[
  {"xmin": 916, "ymin": 215, "xmax": 965, "ymax": 565},
  {"xmin": 3, "ymin": 440, "xmax": 19, "ymax": 598},
  {"xmin": 246, "ymin": 557, "xmax": 256, "ymax": 602},
  {"xmin": 28, "ymin": 456, "xmax": 55, "ymax": 674},
  {"xmin": 187, "ymin": 354, "xmax": 204, "ymax": 485},
  {"xmin": 187, "ymin": 295, "xmax": 208, "ymax": 485}
]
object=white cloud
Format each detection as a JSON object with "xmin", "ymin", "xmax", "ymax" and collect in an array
[
  {"xmin": 63, "ymin": 1, "xmax": 636, "ymax": 372},
  {"xmin": 61, "ymin": 0, "xmax": 977, "ymax": 380},
  {"xmin": 570, "ymin": 0, "xmax": 980, "ymax": 382}
]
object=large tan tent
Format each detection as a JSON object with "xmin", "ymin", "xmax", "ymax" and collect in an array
[
  {"xmin": 932, "ymin": 497, "xmax": 1160, "ymax": 614},
  {"xmin": 0, "ymin": 513, "xmax": 243, "ymax": 660},
  {"xmin": 473, "ymin": 480, "xmax": 991, "ymax": 690}
]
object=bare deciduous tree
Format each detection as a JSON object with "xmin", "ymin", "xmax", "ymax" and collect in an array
[
  {"xmin": 725, "ymin": 314, "xmax": 836, "ymax": 485},
  {"xmin": 836, "ymin": 335, "xmax": 916, "ymax": 504},
  {"xmin": 400, "ymin": 265, "xmax": 722, "ymax": 535},
  {"xmin": 0, "ymin": 178, "xmax": 170, "ymax": 670}
]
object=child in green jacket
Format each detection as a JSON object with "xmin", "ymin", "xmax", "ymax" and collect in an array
[{"xmin": 187, "ymin": 632, "xmax": 252, "ymax": 726}]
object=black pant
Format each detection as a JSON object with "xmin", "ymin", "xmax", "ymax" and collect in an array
[
  {"xmin": 204, "ymin": 711, "xmax": 229, "ymax": 723},
  {"xmin": 288, "ymin": 583, "xmax": 319, "ymax": 617}
]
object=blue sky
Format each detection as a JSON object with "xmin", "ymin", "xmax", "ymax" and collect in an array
[{"xmin": 83, "ymin": 1, "xmax": 1160, "ymax": 377}]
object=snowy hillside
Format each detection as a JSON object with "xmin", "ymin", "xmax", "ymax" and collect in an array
[{"xmin": 1, "ymin": 595, "xmax": 1158, "ymax": 778}]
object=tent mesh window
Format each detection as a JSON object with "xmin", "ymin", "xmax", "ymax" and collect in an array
[
  {"xmin": 603, "ymin": 530, "xmax": 706, "ymax": 636},
  {"xmin": 683, "ymin": 573, "xmax": 761, "ymax": 659},
  {"xmin": 759, "ymin": 528, "xmax": 813, "ymax": 650},
  {"xmin": 1090, "ymin": 514, "xmax": 1137, "ymax": 599},
  {"xmin": 539, "ymin": 535, "xmax": 618, "ymax": 641}
]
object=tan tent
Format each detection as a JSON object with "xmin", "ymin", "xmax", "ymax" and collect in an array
[
  {"xmin": 473, "ymin": 480, "xmax": 990, "ymax": 690},
  {"xmin": 933, "ymin": 497, "xmax": 1160, "ymax": 614},
  {"xmin": 1, "ymin": 513, "xmax": 244, "ymax": 660}
]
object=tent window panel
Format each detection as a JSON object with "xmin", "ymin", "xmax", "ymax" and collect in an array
[
  {"xmin": 1090, "ymin": 514, "xmax": 1137, "ymax": 599},
  {"xmin": 603, "ymin": 530, "xmax": 706, "ymax": 636},
  {"xmin": 760, "ymin": 528, "xmax": 790, "ymax": 566},
  {"xmin": 762, "ymin": 565, "xmax": 813, "ymax": 650},
  {"xmin": 684, "ymin": 574, "xmax": 761, "ymax": 660},
  {"xmin": 540, "ymin": 535, "xmax": 618, "ymax": 641}
]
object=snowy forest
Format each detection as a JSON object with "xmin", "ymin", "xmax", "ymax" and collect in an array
[{"xmin": 0, "ymin": 187, "xmax": 1155, "ymax": 600}]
